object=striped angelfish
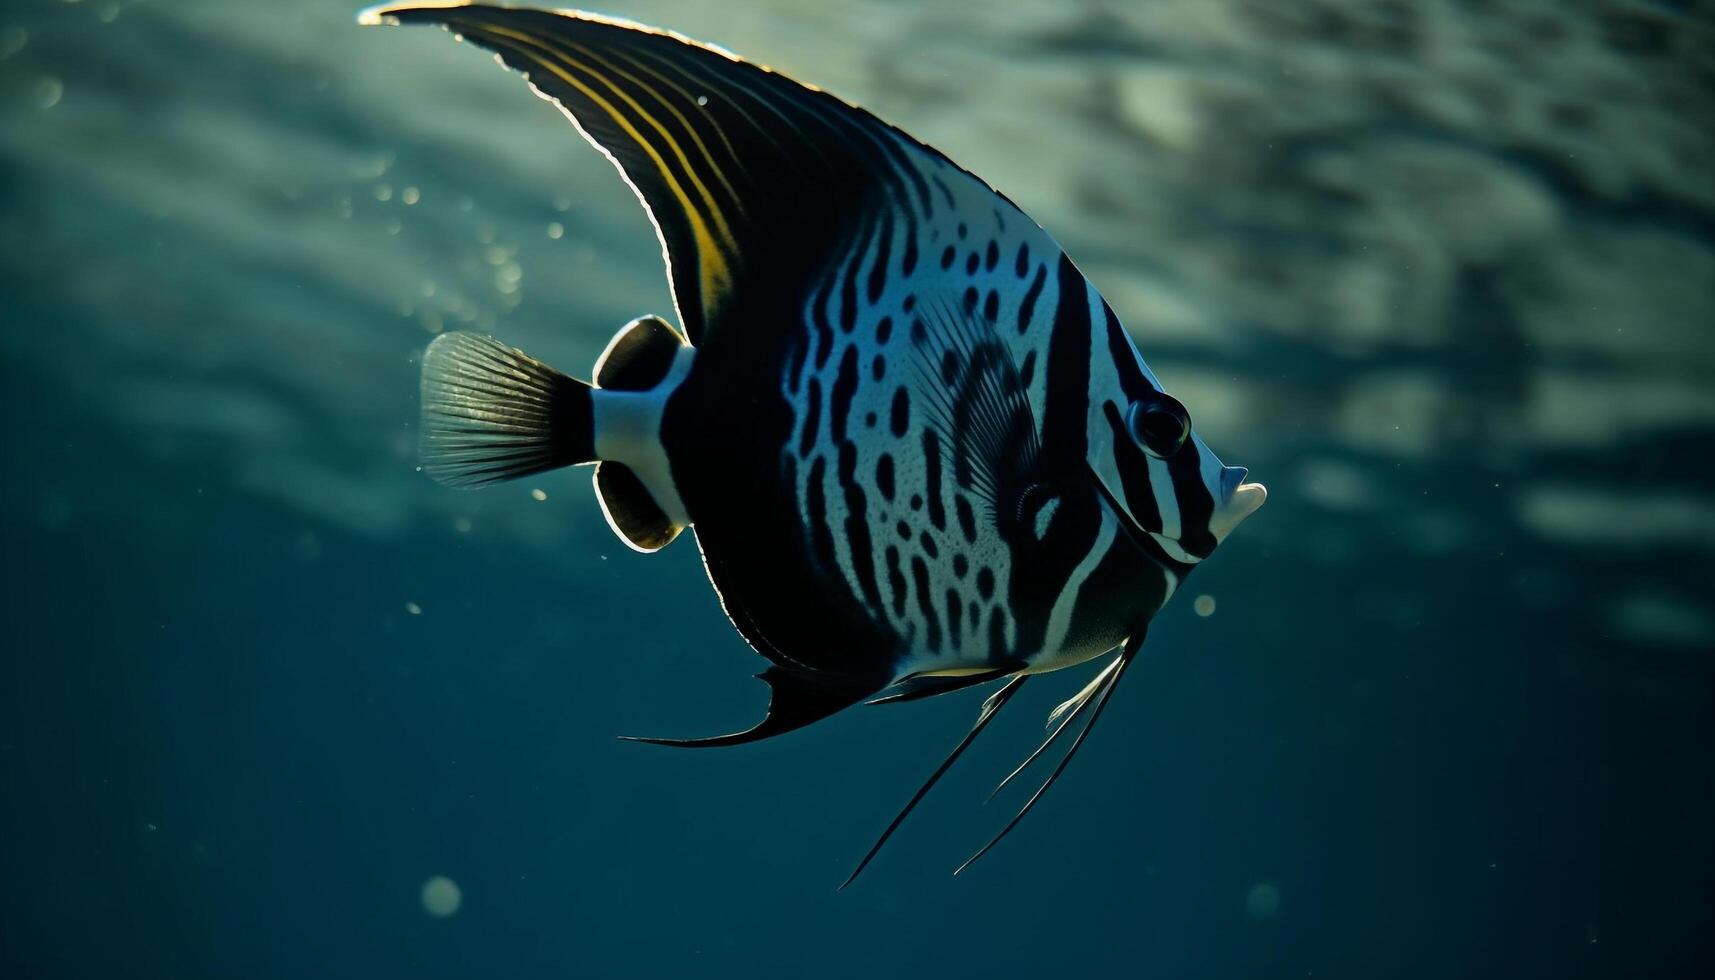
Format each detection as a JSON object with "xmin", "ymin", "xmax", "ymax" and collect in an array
[{"xmin": 364, "ymin": 3, "xmax": 1267, "ymax": 882}]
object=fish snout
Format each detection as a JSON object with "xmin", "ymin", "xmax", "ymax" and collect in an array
[{"xmin": 1210, "ymin": 465, "xmax": 1267, "ymax": 541}]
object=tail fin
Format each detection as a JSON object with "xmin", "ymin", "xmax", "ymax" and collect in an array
[
  {"xmin": 595, "ymin": 462, "xmax": 681, "ymax": 551},
  {"xmin": 587, "ymin": 315, "xmax": 690, "ymax": 552},
  {"xmin": 594, "ymin": 315, "xmax": 682, "ymax": 391},
  {"xmin": 419, "ymin": 331, "xmax": 596, "ymax": 487}
]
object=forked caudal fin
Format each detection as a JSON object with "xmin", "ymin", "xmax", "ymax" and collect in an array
[
  {"xmin": 419, "ymin": 324, "xmax": 690, "ymax": 553},
  {"xmin": 594, "ymin": 462, "xmax": 679, "ymax": 551},
  {"xmin": 419, "ymin": 331, "xmax": 596, "ymax": 487},
  {"xmin": 590, "ymin": 315, "xmax": 688, "ymax": 552},
  {"xmin": 594, "ymin": 314, "xmax": 682, "ymax": 391}
]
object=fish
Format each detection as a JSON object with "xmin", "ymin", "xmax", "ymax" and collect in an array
[{"xmin": 361, "ymin": 2, "xmax": 1267, "ymax": 883}]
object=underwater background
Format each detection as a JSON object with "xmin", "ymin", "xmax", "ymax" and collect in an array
[{"xmin": 2, "ymin": 1, "xmax": 1711, "ymax": 976}]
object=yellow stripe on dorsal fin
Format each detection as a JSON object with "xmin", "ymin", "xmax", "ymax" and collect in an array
[{"xmin": 365, "ymin": 4, "xmax": 958, "ymax": 345}]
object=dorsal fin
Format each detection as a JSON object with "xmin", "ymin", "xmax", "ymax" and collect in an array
[
  {"xmin": 364, "ymin": 3, "xmax": 954, "ymax": 344},
  {"xmin": 594, "ymin": 462, "xmax": 681, "ymax": 552},
  {"xmin": 594, "ymin": 315, "xmax": 682, "ymax": 391}
]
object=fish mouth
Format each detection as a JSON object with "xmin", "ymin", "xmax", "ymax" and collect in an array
[{"xmin": 1210, "ymin": 465, "xmax": 1267, "ymax": 541}]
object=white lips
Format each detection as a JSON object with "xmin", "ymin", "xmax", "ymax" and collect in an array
[
  {"xmin": 1209, "ymin": 466, "xmax": 1267, "ymax": 541},
  {"xmin": 1229, "ymin": 480, "xmax": 1268, "ymax": 515}
]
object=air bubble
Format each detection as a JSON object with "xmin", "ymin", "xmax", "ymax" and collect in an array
[
  {"xmin": 33, "ymin": 76, "xmax": 63, "ymax": 110},
  {"xmin": 1246, "ymin": 882, "xmax": 1280, "ymax": 919},
  {"xmin": 420, "ymin": 875, "xmax": 461, "ymax": 917},
  {"xmin": 0, "ymin": 28, "xmax": 28, "ymax": 60}
]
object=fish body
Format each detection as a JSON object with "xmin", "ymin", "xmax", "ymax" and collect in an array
[{"xmin": 366, "ymin": 2, "xmax": 1266, "ymax": 878}]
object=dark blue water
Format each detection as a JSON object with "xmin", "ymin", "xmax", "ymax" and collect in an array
[{"xmin": 3, "ymin": 2, "xmax": 1711, "ymax": 977}]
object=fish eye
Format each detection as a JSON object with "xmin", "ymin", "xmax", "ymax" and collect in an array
[{"xmin": 1125, "ymin": 394, "xmax": 1190, "ymax": 459}]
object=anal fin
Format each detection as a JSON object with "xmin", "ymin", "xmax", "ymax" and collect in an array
[
  {"xmin": 621, "ymin": 666, "xmax": 885, "ymax": 748},
  {"xmin": 867, "ymin": 669, "xmax": 1015, "ymax": 706}
]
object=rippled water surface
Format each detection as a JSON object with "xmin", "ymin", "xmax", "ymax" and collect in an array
[{"xmin": 2, "ymin": 2, "xmax": 1711, "ymax": 977}]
